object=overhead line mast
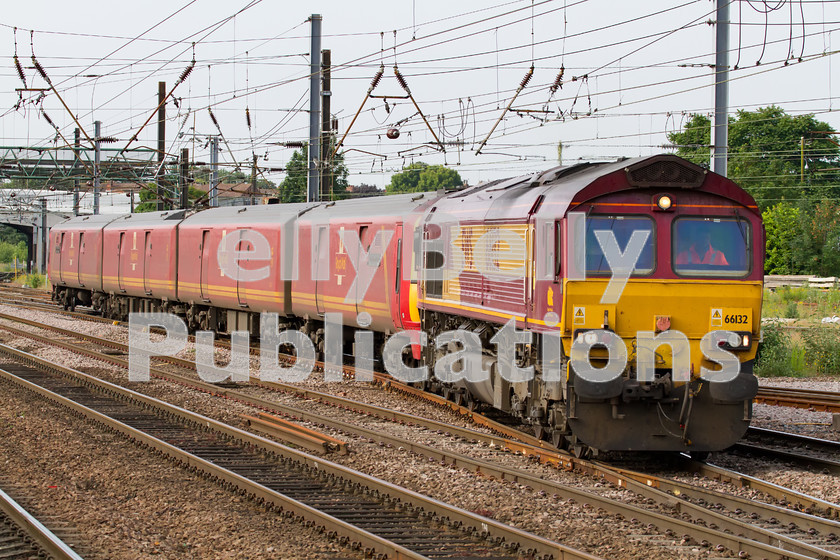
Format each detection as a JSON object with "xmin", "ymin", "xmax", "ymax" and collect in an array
[
  {"xmin": 308, "ymin": 14, "xmax": 322, "ymax": 203},
  {"xmin": 712, "ymin": 0, "xmax": 729, "ymax": 176}
]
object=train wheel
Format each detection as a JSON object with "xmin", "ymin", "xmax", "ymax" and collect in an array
[{"xmin": 688, "ymin": 451, "xmax": 710, "ymax": 462}]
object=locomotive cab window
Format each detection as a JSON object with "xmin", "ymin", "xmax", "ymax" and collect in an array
[
  {"xmin": 672, "ymin": 217, "xmax": 750, "ymax": 277},
  {"xmin": 584, "ymin": 215, "xmax": 655, "ymax": 276}
]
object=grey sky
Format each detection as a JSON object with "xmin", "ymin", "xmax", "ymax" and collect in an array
[{"xmin": 2, "ymin": 0, "xmax": 838, "ymax": 191}]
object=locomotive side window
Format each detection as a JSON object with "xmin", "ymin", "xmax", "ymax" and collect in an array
[
  {"xmin": 672, "ymin": 217, "xmax": 750, "ymax": 277},
  {"xmin": 584, "ymin": 215, "xmax": 655, "ymax": 276}
]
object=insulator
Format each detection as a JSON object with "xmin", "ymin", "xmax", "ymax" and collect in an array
[
  {"xmin": 245, "ymin": 107, "xmax": 252, "ymax": 129},
  {"xmin": 31, "ymin": 56, "xmax": 51, "ymax": 85},
  {"xmin": 99, "ymin": 136, "xmax": 118, "ymax": 144},
  {"xmin": 14, "ymin": 56, "xmax": 26, "ymax": 85},
  {"xmin": 369, "ymin": 67, "xmax": 384, "ymax": 91},
  {"xmin": 41, "ymin": 110, "xmax": 56, "ymax": 129},
  {"xmin": 549, "ymin": 66, "xmax": 564, "ymax": 95},
  {"xmin": 394, "ymin": 67, "xmax": 410, "ymax": 93},
  {"xmin": 177, "ymin": 61, "xmax": 195, "ymax": 85},
  {"xmin": 520, "ymin": 66, "xmax": 534, "ymax": 89},
  {"xmin": 284, "ymin": 141, "xmax": 304, "ymax": 148},
  {"xmin": 208, "ymin": 108, "xmax": 220, "ymax": 128}
]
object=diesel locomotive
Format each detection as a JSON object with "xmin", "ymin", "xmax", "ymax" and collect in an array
[{"xmin": 49, "ymin": 154, "xmax": 763, "ymax": 456}]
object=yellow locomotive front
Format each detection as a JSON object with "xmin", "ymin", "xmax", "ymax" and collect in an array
[{"xmin": 554, "ymin": 165, "xmax": 764, "ymax": 455}]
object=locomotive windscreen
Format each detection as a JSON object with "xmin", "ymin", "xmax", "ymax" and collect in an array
[
  {"xmin": 672, "ymin": 217, "xmax": 751, "ymax": 277},
  {"xmin": 583, "ymin": 215, "xmax": 655, "ymax": 275}
]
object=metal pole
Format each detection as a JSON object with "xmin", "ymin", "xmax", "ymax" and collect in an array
[
  {"xmin": 249, "ymin": 154, "xmax": 257, "ymax": 205},
  {"xmin": 130, "ymin": 190, "xmax": 135, "ymax": 213},
  {"xmin": 73, "ymin": 128, "xmax": 80, "ymax": 216},
  {"xmin": 40, "ymin": 198, "xmax": 47, "ymax": 274},
  {"xmin": 320, "ymin": 49, "xmax": 332, "ymax": 201},
  {"xmin": 800, "ymin": 136, "xmax": 805, "ymax": 183},
  {"xmin": 711, "ymin": 0, "xmax": 729, "ymax": 176},
  {"xmin": 179, "ymin": 148, "xmax": 189, "ymax": 210},
  {"xmin": 209, "ymin": 136, "xmax": 219, "ymax": 207},
  {"xmin": 93, "ymin": 120, "xmax": 101, "ymax": 215},
  {"xmin": 157, "ymin": 81, "xmax": 166, "ymax": 211},
  {"xmin": 307, "ymin": 14, "xmax": 322, "ymax": 203}
]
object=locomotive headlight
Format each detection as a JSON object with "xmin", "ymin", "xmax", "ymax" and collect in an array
[
  {"xmin": 656, "ymin": 195, "xmax": 673, "ymax": 211},
  {"xmin": 719, "ymin": 331, "xmax": 752, "ymax": 350},
  {"xmin": 584, "ymin": 332, "xmax": 599, "ymax": 345}
]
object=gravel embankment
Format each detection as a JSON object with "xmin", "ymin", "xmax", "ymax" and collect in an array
[
  {"xmin": 0, "ymin": 378, "xmax": 357, "ymax": 560},
  {"xmin": 1, "ymin": 303, "xmax": 838, "ymax": 558}
]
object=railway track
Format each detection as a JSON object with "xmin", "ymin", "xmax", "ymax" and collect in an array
[
  {"xmin": 0, "ymin": 342, "xmax": 595, "ymax": 560},
  {"xmin": 0, "ymin": 485, "xmax": 84, "ymax": 560},
  {"xmin": 5, "ymin": 291, "xmax": 840, "ymax": 418},
  {"xmin": 0, "ymin": 312, "xmax": 837, "ymax": 559},
  {"xmin": 729, "ymin": 426, "xmax": 840, "ymax": 475},
  {"xmin": 755, "ymin": 386, "xmax": 840, "ymax": 413}
]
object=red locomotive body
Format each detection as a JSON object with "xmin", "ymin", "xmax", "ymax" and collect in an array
[
  {"xmin": 49, "ymin": 155, "xmax": 764, "ymax": 455},
  {"xmin": 48, "ymin": 213, "xmax": 118, "ymax": 310},
  {"xmin": 101, "ymin": 211, "xmax": 183, "ymax": 316}
]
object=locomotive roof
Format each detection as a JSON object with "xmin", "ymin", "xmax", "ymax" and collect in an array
[
  {"xmin": 106, "ymin": 209, "xmax": 187, "ymax": 227},
  {"xmin": 54, "ymin": 212, "xmax": 125, "ymax": 229},
  {"xmin": 301, "ymin": 191, "xmax": 437, "ymax": 222},
  {"xmin": 433, "ymin": 154, "xmax": 757, "ymax": 221},
  {"xmin": 178, "ymin": 202, "xmax": 314, "ymax": 226}
]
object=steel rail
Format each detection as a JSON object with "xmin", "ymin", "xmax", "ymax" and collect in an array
[
  {"xmin": 683, "ymin": 461, "xmax": 840, "ymax": 520},
  {"xmin": 756, "ymin": 386, "xmax": 840, "ymax": 413},
  {"xmin": 0, "ymin": 343, "xmax": 595, "ymax": 560},
  {"xmin": 732, "ymin": 427, "xmax": 840, "ymax": 475},
  {"xmin": 605, "ymin": 464, "xmax": 840, "ymax": 546},
  {"xmin": 0, "ymin": 313, "xmax": 570, "ymax": 465},
  {"xmin": 0, "ymin": 487, "xmax": 84, "ymax": 560},
  {"xmin": 0, "ymin": 315, "xmax": 834, "ymax": 560}
]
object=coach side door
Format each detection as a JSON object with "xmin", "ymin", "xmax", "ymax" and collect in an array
[
  {"xmin": 56, "ymin": 232, "xmax": 67, "ymax": 284},
  {"xmin": 314, "ymin": 225, "xmax": 328, "ymax": 315},
  {"xmin": 76, "ymin": 233, "xmax": 85, "ymax": 287},
  {"xmin": 117, "ymin": 231, "xmax": 127, "ymax": 292},
  {"xmin": 199, "ymin": 229, "xmax": 211, "ymax": 302}
]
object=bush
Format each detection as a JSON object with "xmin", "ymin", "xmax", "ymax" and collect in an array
[
  {"xmin": 783, "ymin": 300, "xmax": 799, "ymax": 319},
  {"xmin": 17, "ymin": 273, "xmax": 44, "ymax": 289},
  {"xmin": 801, "ymin": 326, "xmax": 840, "ymax": 375},
  {"xmin": 755, "ymin": 322, "xmax": 797, "ymax": 377}
]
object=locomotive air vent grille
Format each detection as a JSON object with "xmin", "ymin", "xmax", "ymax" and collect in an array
[{"xmin": 626, "ymin": 156, "xmax": 706, "ymax": 189}]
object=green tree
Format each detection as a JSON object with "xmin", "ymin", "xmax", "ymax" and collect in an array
[
  {"xmin": 278, "ymin": 147, "xmax": 308, "ymax": 204},
  {"xmin": 278, "ymin": 142, "xmax": 349, "ymax": 203},
  {"xmin": 667, "ymin": 106, "xmax": 840, "ymax": 209},
  {"xmin": 793, "ymin": 200, "xmax": 840, "ymax": 276},
  {"xmin": 763, "ymin": 202, "xmax": 801, "ymax": 274},
  {"xmin": 134, "ymin": 184, "xmax": 205, "ymax": 213},
  {"xmin": 386, "ymin": 162, "xmax": 462, "ymax": 193},
  {"xmin": 192, "ymin": 166, "xmax": 276, "ymax": 191}
]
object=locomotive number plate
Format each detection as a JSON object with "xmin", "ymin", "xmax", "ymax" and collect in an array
[{"xmin": 710, "ymin": 307, "xmax": 752, "ymax": 329}]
